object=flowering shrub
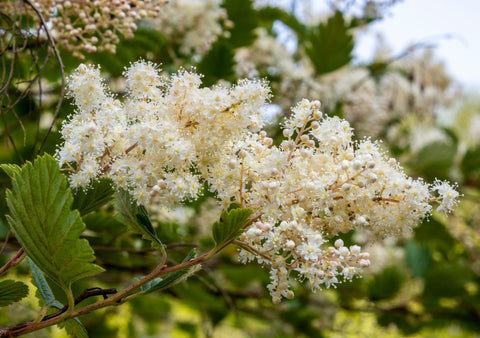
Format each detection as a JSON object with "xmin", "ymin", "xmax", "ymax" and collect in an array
[{"xmin": 0, "ymin": 1, "xmax": 476, "ymax": 337}]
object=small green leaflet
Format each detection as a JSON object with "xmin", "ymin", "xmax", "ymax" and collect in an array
[
  {"xmin": 140, "ymin": 249, "xmax": 197, "ymax": 293},
  {"xmin": 5, "ymin": 154, "xmax": 104, "ymax": 292},
  {"xmin": 212, "ymin": 208, "xmax": 253, "ymax": 247},
  {"xmin": 115, "ymin": 189, "xmax": 164, "ymax": 250},
  {"xmin": 58, "ymin": 318, "xmax": 89, "ymax": 338},
  {"xmin": 0, "ymin": 280, "xmax": 29, "ymax": 307}
]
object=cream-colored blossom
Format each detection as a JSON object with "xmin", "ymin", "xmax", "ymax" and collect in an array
[{"xmin": 58, "ymin": 61, "xmax": 459, "ymax": 302}]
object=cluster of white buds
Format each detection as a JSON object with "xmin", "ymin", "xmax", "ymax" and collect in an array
[
  {"xmin": 58, "ymin": 61, "xmax": 459, "ymax": 302},
  {"xmin": 3, "ymin": 0, "xmax": 165, "ymax": 58},
  {"xmin": 148, "ymin": 0, "xmax": 232, "ymax": 57}
]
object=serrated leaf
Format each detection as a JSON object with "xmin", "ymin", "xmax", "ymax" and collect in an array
[
  {"xmin": 115, "ymin": 189, "xmax": 163, "ymax": 250},
  {"xmin": 212, "ymin": 208, "xmax": 253, "ymax": 247},
  {"xmin": 0, "ymin": 280, "xmax": 29, "ymax": 306},
  {"xmin": 1, "ymin": 163, "xmax": 21, "ymax": 178},
  {"xmin": 304, "ymin": 10, "xmax": 354, "ymax": 75},
  {"xmin": 5, "ymin": 154, "xmax": 104, "ymax": 291},
  {"xmin": 58, "ymin": 318, "xmax": 89, "ymax": 338},
  {"xmin": 140, "ymin": 249, "xmax": 197, "ymax": 293},
  {"xmin": 71, "ymin": 179, "xmax": 114, "ymax": 216}
]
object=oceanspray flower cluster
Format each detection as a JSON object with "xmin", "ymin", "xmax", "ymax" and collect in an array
[
  {"xmin": 58, "ymin": 61, "xmax": 459, "ymax": 302},
  {"xmin": 148, "ymin": 0, "xmax": 232, "ymax": 57},
  {"xmin": 2, "ymin": 0, "xmax": 164, "ymax": 58},
  {"xmin": 58, "ymin": 61, "xmax": 270, "ymax": 205}
]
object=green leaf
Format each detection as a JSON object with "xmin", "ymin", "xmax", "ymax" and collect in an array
[
  {"xmin": 461, "ymin": 145, "xmax": 480, "ymax": 181},
  {"xmin": 58, "ymin": 318, "xmax": 89, "ymax": 338},
  {"xmin": 140, "ymin": 249, "xmax": 197, "ymax": 293},
  {"xmin": 212, "ymin": 208, "xmax": 253, "ymax": 247},
  {"xmin": 115, "ymin": 189, "xmax": 163, "ymax": 250},
  {"xmin": 367, "ymin": 266, "xmax": 405, "ymax": 301},
  {"xmin": 405, "ymin": 240, "xmax": 431, "ymax": 278},
  {"xmin": 414, "ymin": 217, "xmax": 457, "ymax": 256},
  {"xmin": 0, "ymin": 280, "xmax": 29, "ymax": 306},
  {"xmin": 197, "ymin": 39, "xmax": 235, "ymax": 86},
  {"xmin": 29, "ymin": 257, "xmax": 63, "ymax": 308},
  {"xmin": 257, "ymin": 6, "xmax": 307, "ymax": 40},
  {"xmin": 223, "ymin": 0, "xmax": 258, "ymax": 47},
  {"xmin": 1, "ymin": 163, "xmax": 21, "ymax": 178},
  {"xmin": 72, "ymin": 179, "xmax": 114, "ymax": 216},
  {"xmin": 5, "ymin": 154, "xmax": 104, "ymax": 291},
  {"xmin": 424, "ymin": 262, "xmax": 473, "ymax": 299},
  {"xmin": 304, "ymin": 11, "xmax": 354, "ymax": 75},
  {"xmin": 83, "ymin": 213, "xmax": 127, "ymax": 234},
  {"xmin": 409, "ymin": 141, "xmax": 456, "ymax": 181}
]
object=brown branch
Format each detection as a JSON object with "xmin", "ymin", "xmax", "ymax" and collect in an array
[
  {"xmin": 0, "ymin": 248, "xmax": 26, "ymax": 276},
  {"xmin": 1, "ymin": 215, "xmax": 262, "ymax": 337}
]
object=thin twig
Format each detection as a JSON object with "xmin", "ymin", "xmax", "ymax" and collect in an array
[{"xmin": 0, "ymin": 248, "xmax": 26, "ymax": 276}]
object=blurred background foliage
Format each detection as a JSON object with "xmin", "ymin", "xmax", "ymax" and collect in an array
[{"xmin": 1, "ymin": 0, "xmax": 480, "ymax": 337}]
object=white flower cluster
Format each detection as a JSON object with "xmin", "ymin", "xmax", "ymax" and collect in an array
[
  {"xmin": 58, "ymin": 61, "xmax": 270, "ymax": 206},
  {"xmin": 148, "ymin": 0, "xmax": 232, "ymax": 57},
  {"xmin": 232, "ymin": 98, "xmax": 458, "ymax": 301},
  {"xmin": 58, "ymin": 61, "xmax": 459, "ymax": 302}
]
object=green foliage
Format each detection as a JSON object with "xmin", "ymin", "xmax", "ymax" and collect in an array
[
  {"xmin": 414, "ymin": 217, "xmax": 457, "ymax": 257},
  {"xmin": 29, "ymin": 257, "xmax": 63, "ymax": 308},
  {"xmin": 0, "ymin": 163, "xmax": 21, "ymax": 178},
  {"xmin": 58, "ymin": 318, "xmax": 89, "ymax": 338},
  {"xmin": 197, "ymin": 39, "xmax": 235, "ymax": 86},
  {"xmin": 140, "ymin": 249, "xmax": 196, "ymax": 293},
  {"xmin": 257, "ymin": 6, "xmax": 307, "ymax": 39},
  {"xmin": 212, "ymin": 208, "xmax": 253, "ymax": 247},
  {"xmin": 423, "ymin": 262, "xmax": 474, "ymax": 300},
  {"xmin": 223, "ymin": 0, "xmax": 258, "ymax": 48},
  {"xmin": 409, "ymin": 141, "xmax": 457, "ymax": 181},
  {"xmin": 5, "ymin": 155, "xmax": 104, "ymax": 291},
  {"xmin": 114, "ymin": 189, "xmax": 164, "ymax": 250},
  {"xmin": 0, "ymin": 280, "xmax": 29, "ymax": 307},
  {"xmin": 461, "ymin": 145, "xmax": 480, "ymax": 182},
  {"xmin": 405, "ymin": 240, "xmax": 431, "ymax": 278},
  {"xmin": 304, "ymin": 11, "xmax": 354, "ymax": 75},
  {"xmin": 86, "ymin": 28, "xmax": 168, "ymax": 77},
  {"xmin": 367, "ymin": 266, "xmax": 405, "ymax": 301},
  {"xmin": 72, "ymin": 179, "xmax": 114, "ymax": 216}
]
